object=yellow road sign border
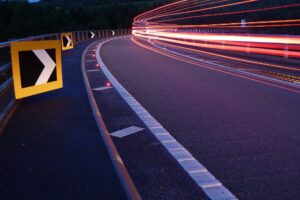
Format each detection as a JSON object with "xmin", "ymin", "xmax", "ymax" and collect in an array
[
  {"xmin": 60, "ymin": 32, "xmax": 74, "ymax": 51},
  {"xmin": 10, "ymin": 40, "xmax": 63, "ymax": 99}
]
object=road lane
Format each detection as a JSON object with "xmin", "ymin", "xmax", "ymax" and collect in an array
[
  {"xmin": 0, "ymin": 41, "xmax": 127, "ymax": 200},
  {"xmin": 100, "ymin": 36, "xmax": 300, "ymax": 200}
]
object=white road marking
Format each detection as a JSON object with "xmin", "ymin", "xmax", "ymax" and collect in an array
[
  {"xmin": 33, "ymin": 49, "xmax": 56, "ymax": 86},
  {"xmin": 92, "ymin": 86, "xmax": 112, "ymax": 91},
  {"xmin": 111, "ymin": 126, "xmax": 144, "ymax": 138},
  {"xmin": 96, "ymin": 37, "xmax": 237, "ymax": 200},
  {"xmin": 86, "ymin": 69, "xmax": 100, "ymax": 72}
]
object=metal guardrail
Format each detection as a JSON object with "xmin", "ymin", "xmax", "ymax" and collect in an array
[{"xmin": 0, "ymin": 29, "xmax": 131, "ymax": 132}]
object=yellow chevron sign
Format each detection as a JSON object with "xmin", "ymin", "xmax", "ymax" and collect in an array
[
  {"xmin": 61, "ymin": 32, "xmax": 74, "ymax": 51},
  {"xmin": 10, "ymin": 40, "xmax": 63, "ymax": 99}
]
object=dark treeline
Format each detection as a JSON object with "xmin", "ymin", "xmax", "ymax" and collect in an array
[
  {"xmin": 0, "ymin": 0, "xmax": 171, "ymax": 42},
  {"xmin": 1, "ymin": 0, "xmax": 299, "ymax": 42}
]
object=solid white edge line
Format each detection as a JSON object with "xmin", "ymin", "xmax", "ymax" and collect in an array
[
  {"xmin": 81, "ymin": 39, "xmax": 142, "ymax": 200},
  {"xmin": 96, "ymin": 36, "xmax": 237, "ymax": 200}
]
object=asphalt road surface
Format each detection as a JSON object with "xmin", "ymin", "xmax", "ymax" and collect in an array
[
  {"xmin": 100, "ymin": 36, "xmax": 300, "ymax": 200},
  {"xmin": 0, "ymin": 40, "xmax": 127, "ymax": 200}
]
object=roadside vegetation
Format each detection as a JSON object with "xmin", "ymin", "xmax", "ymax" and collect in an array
[{"xmin": 0, "ymin": 0, "xmax": 171, "ymax": 42}]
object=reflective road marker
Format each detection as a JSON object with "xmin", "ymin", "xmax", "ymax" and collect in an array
[
  {"xmin": 111, "ymin": 126, "xmax": 144, "ymax": 138},
  {"xmin": 11, "ymin": 40, "xmax": 63, "ymax": 99}
]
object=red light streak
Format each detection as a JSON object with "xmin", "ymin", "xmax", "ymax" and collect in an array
[
  {"xmin": 146, "ymin": 0, "xmax": 230, "ymax": 21},
  {"xmin": 133, "ymin": 0, "xmax": 300, "ymax": 83},
  {"xmin": 133, "ymin": 31, "xmax": 300, "ymax": 45},
  {"xmin": 150, "ymin": 38, "xmax": 300, "ymax": 73},
  {"xmin": 140, "ymin": 19, "xmax": 300, "ymax": 29},
  {"xmin": 139, "ymin": 0, "xmax": 205, "ymax": 21},
  {"xmin": 131, "ymin": 36, "xmax": 300, "ymax": 94},
  {"xmin": 149, "ymin": 3, "xmax": 300, "ymax": 23},
  {"xmin": 191, "ymin": 40, "xmax": 300, "ymax": 51},
  {"xmin": 134, "ymin": 0, "xmax": 189, "ymax": 21},
  {"xmin": 133, "ymin": 32, "xmax": 300, "ymax": 71}
]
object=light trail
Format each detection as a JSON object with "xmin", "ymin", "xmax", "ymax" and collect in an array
[
  {"xmin": 133, "ymin": 31, "xmax": 300, "ymax": 45},
  {"xmin": 149, "ymin": 3, "xmax": 300, "ymax": 23},
  {"xmin": 131, "ymin": 36, "xmax": 300, "ymax": 94},
  {"xmin": 145, "ymin": 0, "xmax": 230, "ymax": 21},
  {"xmin": 150, "ymin": 38, "xmax": 300, "ymax": 73},
  {"xmin": 157, "ymin": 0, "xmax": 223, "ymax": 17},
  {"xmin": 134, "ymin": 0, "xmax": 189, "ymax": 21},
  {"xmin": 143, "ymin": 0, "xmax": 217, "ymax": 18},
  {"xmin": 136, "ymin": 19, "xmax": 300, "ymax": 29},
  {"xmin": 184, "ymin": 40, "xmax": 300, "ymax": 51},
  {"xmin": 133, "ymin": 0, "xmax": 300, "ymax": 75},
  {"xmin": 133, "ymin": 32, "xmax": 300, "ymax": 71},
  {"xmin": 146, "ymin": 0, "xmax": 258, "ymax": 22}
]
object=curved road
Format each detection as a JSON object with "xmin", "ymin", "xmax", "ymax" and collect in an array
[
  {"xmin": 100, "ymin": 36, "xmax": 300, "ymax": 200},
  {"xmin": 0, "ymin": 41, "xmax": 127, "ymax": 200}
]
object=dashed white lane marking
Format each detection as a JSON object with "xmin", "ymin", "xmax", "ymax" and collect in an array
[
  {"xmin": 111, "ymin": 126, "xmax": 144, "ymax": 138},
  {"xmin": 92, "ymin": 86, "xmax": 113, "ymax": 91},
  {"xmin": 96, "ymin": 37, "xmax": 237, "ymax": 200},
  {"xmin": 86, "ymin": 69, "xmax": 100, "ymax": 72}
]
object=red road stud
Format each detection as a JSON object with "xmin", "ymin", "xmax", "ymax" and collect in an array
[{"xmin": 105, "ymin": 82, "xmax": 111, "ymax": 87}]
